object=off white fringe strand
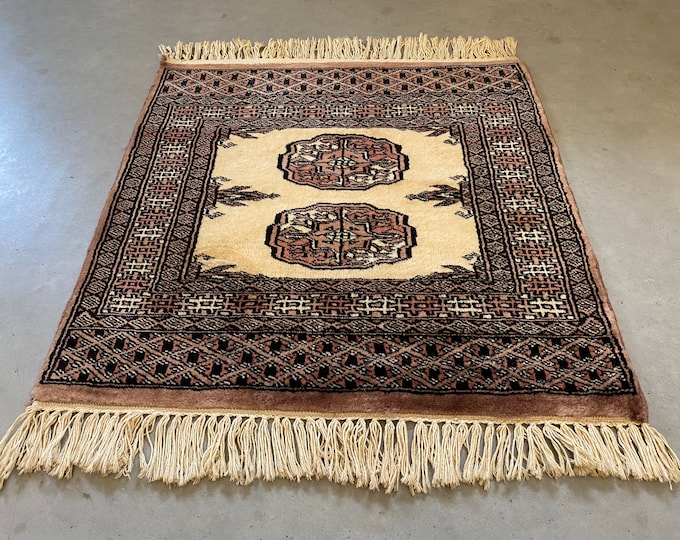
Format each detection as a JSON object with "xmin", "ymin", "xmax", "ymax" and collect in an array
[
  {"xmin": 1, "ymin": 403, "xmax": 679, "ymax": 494},
  {"xmin": 159, "ymin": 35, "xmax": 517, "ymax": 63}
]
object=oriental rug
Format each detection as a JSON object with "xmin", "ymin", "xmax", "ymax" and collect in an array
[{"xmin": 1, "ymin": 35, "xmax": 679, "ymax": 493}]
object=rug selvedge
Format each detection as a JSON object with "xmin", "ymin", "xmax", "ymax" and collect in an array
[{"xmin": 1, "ymin": 36, "xmax": 678, "ymax": 492}]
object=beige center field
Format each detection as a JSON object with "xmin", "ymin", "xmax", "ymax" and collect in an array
[{"xmin": 194, "ymin": 127, "xmax": 480, "ymax": 279}]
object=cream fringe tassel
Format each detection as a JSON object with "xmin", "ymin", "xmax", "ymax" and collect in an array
[
  {"xmin": 1, "ymin": 403, "xmax": 679, "ymax": 493},
  {"xmin": 159, "ymin": 35, "xmax": 517, "ymax": 63}
]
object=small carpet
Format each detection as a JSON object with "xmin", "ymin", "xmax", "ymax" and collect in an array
[{"xmin": 1, "ymin": 35, "xmax": 678, "ymax": 493}]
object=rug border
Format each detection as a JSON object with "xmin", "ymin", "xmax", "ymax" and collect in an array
[
  {"xmin": 518, "ymin": 60, "xmax": 649, "ymax": 422},
  {"xmin": 515, "ymin": 58, "xmax": 649, "ymax": 421}
]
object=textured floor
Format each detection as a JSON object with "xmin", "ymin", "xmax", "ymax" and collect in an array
[{"xmin": 1, "ymin": 1, "xmax": 679, "ymax": 538}]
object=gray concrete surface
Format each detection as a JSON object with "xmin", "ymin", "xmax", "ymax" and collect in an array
[{"xmin": 1, "ymin": 0, "xmax": 679, "ymax": 538}]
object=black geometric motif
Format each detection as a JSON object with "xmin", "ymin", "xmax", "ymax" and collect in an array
[
  {"xmin": 406, "ymin": 179, "xmax": 466, "ymax": 207},
  {"xmin": 216, "ymin": 186, "xmax": 279, "ymax": 207}
]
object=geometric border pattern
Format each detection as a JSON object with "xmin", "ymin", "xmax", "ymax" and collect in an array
[{"xmin": 39, "ymin": 63, "xmax": 638, "ymax": 396}]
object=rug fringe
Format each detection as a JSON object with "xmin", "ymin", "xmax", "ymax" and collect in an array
[
  {"xmin": 159, "ymin": 35, "xmax": 517, "ymax": 63},
  {"xmin": 1, "ymin": 403, "xmax": 679, "ymax": 493}
]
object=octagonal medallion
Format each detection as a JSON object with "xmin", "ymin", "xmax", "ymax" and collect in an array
[
  {"xmin": 278, "ymin": 134, "xmax": 409, "ymax": 190},
  {"xmin": 266, "ymin": 203, "xmax": 416, "ymax": 269}
]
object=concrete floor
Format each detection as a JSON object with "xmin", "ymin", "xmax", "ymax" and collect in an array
[{"xmin": 1, "ymin": 0, "xmax": 679, "ymax": 538}]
